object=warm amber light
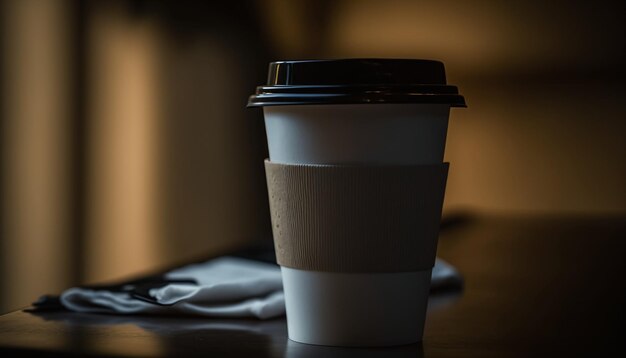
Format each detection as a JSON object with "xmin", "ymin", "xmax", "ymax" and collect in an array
[{"xmin": 85, "ymin": 5, "xmax": 162, "ymax": 283}]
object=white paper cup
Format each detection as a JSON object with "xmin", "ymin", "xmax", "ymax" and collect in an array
[
  {"xmin": 248, "ymin": 59, "xmax": 465, "ymax": 347},
  {"xmin": 265, "ymin": 103, "xmax": 448, "ymax": 346}
]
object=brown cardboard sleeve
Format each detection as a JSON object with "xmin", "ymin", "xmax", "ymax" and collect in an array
[{"xmin": 265, "ymin": 160, "xmax": 449, "ymax": 273}]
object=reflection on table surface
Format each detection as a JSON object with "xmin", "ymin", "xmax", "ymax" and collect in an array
[{"xmin": 6, "ymin": 310, "xmax": 434, "ymax": 358}]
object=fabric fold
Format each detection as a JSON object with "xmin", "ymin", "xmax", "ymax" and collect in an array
[{"xmin": 47, "ymin": 256, "xmax": 462, "ymax": 320}]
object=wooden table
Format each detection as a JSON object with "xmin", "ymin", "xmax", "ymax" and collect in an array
[{"xmin": 0, "ymin": 214, "xmax": 624, "ymax": 357}]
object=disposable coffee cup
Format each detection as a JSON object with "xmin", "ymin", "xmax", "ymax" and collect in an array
[{"xmin": 248, "ymin": 59, "xmax": 465, "ymax": 347}]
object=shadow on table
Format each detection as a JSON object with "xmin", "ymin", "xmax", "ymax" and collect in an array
[
  {"xmin": 284, "ymin": 340, "xmax": 424, "ymax": 358},
  {"xmin": 25, "ymin": 311, "xmax": 283, "ymax": 357},
  {"xmin": 27, "ymin": 311, "xmax": 432, "ymax": 358}
]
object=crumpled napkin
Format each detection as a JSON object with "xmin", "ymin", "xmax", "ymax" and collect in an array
[{"xmin": 39, "ymin": 256, "xmax": 462, "ymax": 320}]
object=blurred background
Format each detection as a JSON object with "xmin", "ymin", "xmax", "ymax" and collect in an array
[{"xmin": 0, "ymin": 0, "xmax": 624, "ymax": 314}]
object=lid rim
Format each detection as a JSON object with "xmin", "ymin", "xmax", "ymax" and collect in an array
[
  {"xmin": 249, "ymin": 59, "xmax": 466, "ymax": 108},
  {"xmin": 247, "ymin": 94, "xmax": 467, "ymax": 108}
]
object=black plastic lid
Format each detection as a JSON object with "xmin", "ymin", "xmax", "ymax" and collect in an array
[{"xmin": 247, "ymin": 59, "xmax": 466, "ymax": 107}]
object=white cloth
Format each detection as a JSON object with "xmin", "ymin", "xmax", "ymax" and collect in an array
[
  {"xmin": 61, "ymin": 257, "xmax": 285, "ymax": 319},
  {"xmin": 60, "ymin": 256, "xmax": 461, "ymax": 320}
]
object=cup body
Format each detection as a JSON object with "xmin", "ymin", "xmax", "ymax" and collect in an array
[
  {"xmin": 264, "ymin": 104, "xmax": 449, "ymax": 165},
  {"xmin": 263, "ymin": 103, "xmax": 450, "ymax": 346}
]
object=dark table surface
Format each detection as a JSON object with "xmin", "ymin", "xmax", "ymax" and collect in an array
[{"xmin": 0, "ymin": 214, "xmax": 624, "ymax": 357}]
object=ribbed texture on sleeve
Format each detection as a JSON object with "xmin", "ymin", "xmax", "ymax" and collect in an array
[{"xmin": 265, "ymin": 160, "xmax": 449, "ymax": 273}]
